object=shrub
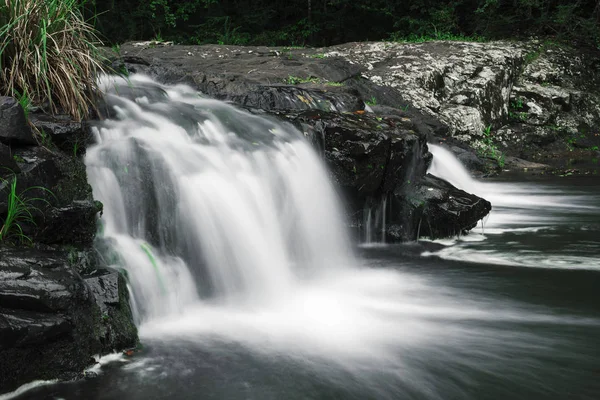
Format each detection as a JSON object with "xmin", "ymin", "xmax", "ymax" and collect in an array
[{"xmin": 0, "ymin": 0, "xmax": 104, "ymax": 121}]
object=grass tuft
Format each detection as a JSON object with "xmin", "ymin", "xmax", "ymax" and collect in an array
[
  {"xmin": 0, "ymin": 175, "xmax": 53, "ymax": 244},
  {"xmin": 0, "ymin": 0, "xmax": 105, "ymax": 121}
]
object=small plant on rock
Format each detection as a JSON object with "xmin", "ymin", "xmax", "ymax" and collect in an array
[
  {"xmin": 0, "ymin": 175, "xmax": 53, "ymax": 244},
  {"xmin": 476, "ymin": 125, "xmax": 505, "ymax": 168}
]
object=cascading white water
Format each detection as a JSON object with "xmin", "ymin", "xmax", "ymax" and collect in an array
[
  {"xmin": 86, "ymin": 75, "xmax": 353, "ymax": 321},
  {"xmin": 362, "ymin": 196, "xmax": 388, "ymax": 245},
  {"xmin": 426, "ymin": 143, "xmax": 600, "ymax": 269},
  {"xmin": 427, "ymin": 143, "xmax": 596, "ymax": 221}
]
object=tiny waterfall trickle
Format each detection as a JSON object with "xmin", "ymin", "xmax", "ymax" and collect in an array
[
  {"xmin": 427, "ymin": 144, "xmax": 479, "ymax": 195},
  {"xmin": 87, "ymin": 75, "xmax": 354, "ymax": 322},
  {"xmin": 362, "ymin": 196, "xmax": 388, "ymax": 245}
]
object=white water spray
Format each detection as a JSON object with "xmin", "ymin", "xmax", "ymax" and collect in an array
[{"xmin": 87, "ymin": 75, "xmax": 353, "ymax": 321}]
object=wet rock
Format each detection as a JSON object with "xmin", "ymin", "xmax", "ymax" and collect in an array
[
  {"xmin": 0, "ymin": 97, "xmax": 36, "ymax": 145},
  {"xmin": 0, "ymin": 142, "xmax": 20, "ymax": 176},
  {"xmin": 114, "ymin": 43, "xmax": 366, "ymax": 112},
  {"xmin": 277, "ymin": 109, "xmax": 429, "ymax": 214},
  {"xmin": 0, "ymin": 247, "xmax": 137, "ymax": 393},
  {"xmin": 3, "ymin": 146, "xmax": 102, "ymax": 246},
  {"xmin": 85, "ymin": 268, "xmax": 138, "ymax": 352},
  {"xmin": 29, "ymin": 113, "xmax": 92, "ymax": 155},
  {"xmin": 389, "ymin": 174, "xmax": 492, "ymax": 241}
]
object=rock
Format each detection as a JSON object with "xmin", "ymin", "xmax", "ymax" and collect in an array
[
  {"xmin": 84, "ymin": 268, "xmax": 138, "ymax": 351},
  {"xmin": 0, "ymin": 247, "xmax": 137, "ymax": 393},
  {"xmin": 29, "ymin": 113, "xmax": 92, "ymax": 156},
  {"xmin": 0, "ymin": 97, "xmax": 36, "ymax": 145},
  {"xmin": 0, "ymin": 142, "xmax": 20, "ymax": 176},
  {"xmin": 389, "ymin": 174, "xmax": 492, "ymax": 241},
  {"xmin": 115, "ymin": 43, "xmax": 365, "ymax": 112},
  {"xmin": 2, "ymin": 146, "xmax": 102, "ymax": 246},
  {"xmin": 112, "ymin": 43, "xmax": 493, "ymax": 239},
  {"xmin": 277, "ymin": 109, "xmax": 429, "ymax": 215},
  {"xmin": 324, "ymin": 41, "xmax": 525, "ymax": 139},
  {"xmin": 85, "ymin": 270, "xmax": 120, "ymax": 313}
]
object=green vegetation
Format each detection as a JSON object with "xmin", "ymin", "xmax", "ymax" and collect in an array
[
  {"xmin": 0, "ymin": 0, "xmax": 105, "ymax": 121},
  {"xmin": 83, "ymin": 0, "xmax": 600, "ymax": 48},
  {"xmin": 325, "ymin": 82, "xmax": 344, "ymax": 87},
  {"xmin": 0, "ymin": 175, "xmax": 52, "ymax": 244},
  {"xmin": 476, "ymin": 125, "xmax": 505, "ymax": 168},
  {"xmin": 366, "ymin": 97, "xmax": 377, "ymax": 107},
  {"xmin": 509, "ymin": 97, "xmax": 528, "ymax": 121},
  {"xmin": 284, "ymin": 75, "xmax": 320, "ymax": 85},
  {"xmin": 390, "ymin": 32, "xmax": 487, "ymax": 43}
]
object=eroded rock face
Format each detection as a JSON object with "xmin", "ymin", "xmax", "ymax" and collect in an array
[
  {"xmin": 0, "ymin": 248, "xmax": 137, "ymax": 393},
  {"xmin": 325, "ymin": 41, "xmax": 526, "ymax": 141},
  {"xmin": 498, "ymin": 45, "xmax": 600, "ymax": 165}
]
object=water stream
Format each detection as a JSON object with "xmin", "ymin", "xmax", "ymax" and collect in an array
[{"xmin": 8, "ymin": 77, "xmax": 600, "ymax": 400}]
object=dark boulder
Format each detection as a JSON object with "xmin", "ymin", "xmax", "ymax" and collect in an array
[
  {"xmin": 0, "ymin": 247, "xmax": 137, "ymax": 394},
  {"xmin": 84, "ymin": 268, "xmax": 138, "ymax": 351},
  {"xmin": 0, "ymin": 97, "xmax": 36, "ymax": 145},
  {"xmin": 387, "ymin": 174, "xmax": 492, "ymax": 241}
]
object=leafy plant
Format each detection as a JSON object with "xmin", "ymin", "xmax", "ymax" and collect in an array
[
  {"xmin": 284, "ymin": 75, "xmax": 320, "ymax": 84},
  {"xmin": 366, "ymin": 96, "xmax": 377, "ymax": 106},
  {"xmin": 38, "ymin": 128, "xmax": 52, "ymax": 148},
  {"xmin": 14, "ymin": 89, "xmax": 32, "ymax": 120},
  {"xmin": 0, "ymin": 175, "xmax": 52, "ymax": 244},
  {"xmin": 476, "ymin": 125, "xmax": 505, "ymax": 168},
  {"xmin": 0, "ymin": 0, "xmax": 105, "ymax": 121},
  {"xmin": 325, "ymin": 81, "xmax": 344, "ymax": 87},
  {"xmin": 390, "ymin": 31, "xmax": 487, "ymax": 43}
]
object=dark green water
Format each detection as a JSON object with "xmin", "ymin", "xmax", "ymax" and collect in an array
[{"xmin": 8, "ymin": 176, "xmax": 600, "ymax": 400}]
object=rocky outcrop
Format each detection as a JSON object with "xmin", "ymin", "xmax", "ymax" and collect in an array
[
  {"xmin": 113, "ymin": 41, "xmax": 600, "ymax": 175},
  {"xmin": 0, "ymin": 248, "xmax": 137, "ymax": 392},
  {"xmin": 323, "ymin": 40, "xmax": 600, "ymax": 172},
  {"xmin": 0, "ymin": 99, "xmax": 137, "ymax": 394},
  {"xmin": 111, "ymin": 42, "xmax": 492, "ymax": 241}
]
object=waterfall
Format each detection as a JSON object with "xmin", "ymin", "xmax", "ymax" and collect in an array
[
  {"xmin": 362, "ymin": 196, "xmax": 388, "ymax": 245},
  {"xmin": 427, "ymin": 144, "xmax": 479, "ymax": 195},
  {"xmin": 86, "ymin": 75, "xmax": 353, "ymax": 322}
]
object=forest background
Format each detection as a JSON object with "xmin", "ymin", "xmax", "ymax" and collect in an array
[{"xmin": 86, "ymin": 0, "xmax": 600, "ymax": 48}]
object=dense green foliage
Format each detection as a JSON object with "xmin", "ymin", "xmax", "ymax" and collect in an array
[
  {"xmin": 0, "ymin": 0, "xmax": 104, "ymax": 120},
  {"xmin": 87, "ymin": 0, "xmax": 600, "ymax": 47}
]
